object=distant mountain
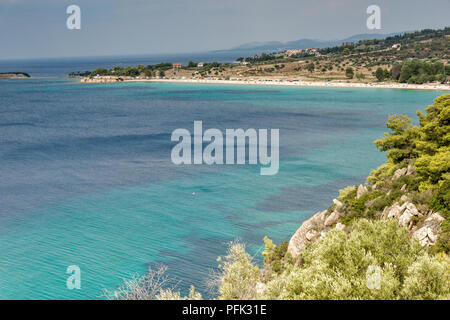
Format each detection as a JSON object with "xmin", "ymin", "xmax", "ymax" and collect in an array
[{"xmin": 218, "ymin": 32, "xmax": 407, "ymax": 54}]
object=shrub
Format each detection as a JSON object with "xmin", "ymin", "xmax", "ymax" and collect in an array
[
  {"xmin": 262, "ymin": 220, "xmax": 449, "ymax": 299},
  {"xmin": 262, "ymin": 237, "xmax": 290, "ymax": 274},
  {"xmin": 217, "ymin": 241, "xmax": 260, "ymax": 300},
  {"xmin": 345, "ymin": 67, "xmax": 354, "ymax": 79}
]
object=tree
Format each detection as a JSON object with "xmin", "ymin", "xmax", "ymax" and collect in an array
[
  {"xmin": 144, "ymin": 69, "xmax": 153, "ymax": 78},
  {"xmin": 375, "ymin": 68, "xmax": 385, "ymax": 81},
  {"xmin": 345, "ymin": 67, "xmax": 354, "ymax": 79},
  {"xmin": 375, "ymin": 68, "xmax": 390, "ymax": 81},
  {"xmin": 414, "ymin": 94, "xmax": 450, "ymax": 190},
  {"xmin": 356, "ymin": 72, "xmax": 366, "ymax": 80},
  {"xmin": 399, "ymin": 58, "xmax": 445, "ymax": 83},
  {"xmin": 306, "ymin": 62, "xmax": 315, "ymax": 73},
  {"xmin": 92, "ymin": 68, "xmax": 109, "ymax": 76},
  {"xmin": 374, "ymin": 114, "xmax": 419, "ymax": 164},
  {"xmin": 217, "ymin": 242, "xmax": 260, "ymax": 300},
  {"xmin": 125, "ymin": 67, "xmax": 139, "ymax": 77},
  {"xmin": 187, "ymin": 61, "xmax": 197, "ymax": 68},
  {"xmin": 391, "ymin": 62, "xmax": 402, "ymax": 80}
]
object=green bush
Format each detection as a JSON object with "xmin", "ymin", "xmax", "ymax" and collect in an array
[
  {"xmin": 260, "ymin": 220, "xmax": 449, "ymax": 299},
  {"xmin": 262, "ymin": 237, "xmax": 290, "ymax": 274}
]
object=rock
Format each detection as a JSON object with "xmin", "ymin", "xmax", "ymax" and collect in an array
[
  {"xmin": 401, "ymin": 184, "xmax": 407, "ymax": 191},
  {"xmin": 400, "ymin": 195, "xmax": 409, "ymax": 203},
  {"xmin": 412, "ymin": 213, "xmax": 444, "ymax": 247},
  {"xmin": 255, "ymin": 282, "xmax": 267, "ymax": 296},
  {"xmin": 398, "ymin": 209, "xmax": 413, "ymax": 227},
  {"xmin": 406, "ymin": 165, "xmax": 416, "ymax": 176},
  {"xmin": 287, "ymin": 210, "xmax": 327, "ymax": 259},
  {"xmin": 382, "ymin": 202, "xmax": 403, "ymax": 219},
  {"xmin": 384, "ymin": 202, "xmax": 421, "ymax": 228},
  {"xmin": 393, "ymin": 167, "xmax": 408, "ymax": 179},
  {"xmin": 324, "ymin": 211, "xmax": 341, "ymax": 227},
  {"xmin": 305, "ymin": 230, "xmax": 319, "ymax": 241},
  {"xmin": 431, "ymin": 212, "xmax": 445, "ymax": 223},
  {"xmin": 404, "ymin": 202, "xmax": 420, "ymax": 217},
  {"xmin": 335, "ymin": 222, "xmax": 346, "ymax": 231},
  {"xmin": 356, "ymin": 184, "xmax": 368, "ymax": 199},
  {"xmin": 333, "ymin": 198, "xmax": 343, "ymax": 208}
]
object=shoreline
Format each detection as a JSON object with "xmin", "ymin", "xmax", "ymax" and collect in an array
[
  {"xmin": 79, "ymin": 77, "xmax": 450, "ymax": 91},
  {"xmin": 0, "ymin": 72, "xmax": 30, "ymax": 79}
]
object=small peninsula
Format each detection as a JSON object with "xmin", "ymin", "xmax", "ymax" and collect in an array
[{"xmin": 0, "ymin": 72, "xmax": 30, "ymax": 79}]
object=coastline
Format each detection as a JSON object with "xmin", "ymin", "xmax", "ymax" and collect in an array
[
  {"xmin": 79, "ymin": 77, "xmax": 450, "ymax": 91},
  {"xmin": 0, "ymin": 72, "xmax": 30, "ymax": 79}
]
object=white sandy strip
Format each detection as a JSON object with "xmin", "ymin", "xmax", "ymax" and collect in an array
[{"xmin": 82, "ymin": 77, "xmax": 450, "ymax": 91}]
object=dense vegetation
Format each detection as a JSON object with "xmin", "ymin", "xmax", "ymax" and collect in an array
[
  {"xmin": 238, "ymin": 27, "xmax": 450, "ymax": 83},
  {"xmin": 70, "ymin": 27, "xmax": 449, "ymax": 84},
  {"xmin": 70, "ymin": 61, "xmax": 228, "ymax": 79},
  {"xmin": 219, "ymin": 220, "xmax": 449, "ymax": 299}
]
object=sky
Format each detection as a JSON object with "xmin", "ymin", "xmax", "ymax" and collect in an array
[{"xmin": 0, "ymin": 0, "xmax": 449, "ymax": 60}]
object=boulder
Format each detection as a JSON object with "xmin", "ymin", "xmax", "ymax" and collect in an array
[
  {"xmin": 384, "ymin": 202, "xmax": 421, "ymax": 228},
  {"xmin": 400, "ymin": 195, "xmax": 409, "ymax": 203},
  {"xmin": 412, "ymin": 213, "xmax": 444, "ymax": 247},
  {"xmin": 398, "ymin": 210, "xmax": 413, "ymax": 227},
  {"xmin": 305, "ymin": 229, "xmax": 320, "ymax": 241},
  {"xmin": 356, "ymin": 184, "xmax": 368, "ymax": 199},
  {"xmin": 324, "ymin": 211, "xmax": 341, "ymax": 227},
  {"xmin": 335, "ymin": 222, "xmax": 346, "ymax": 231},
  {"xmin": 403, "ymin": 202, "xmax": 420, "ymax": 217},
  {"xmin": 287, "ymin": 210, "xmax": 327, "ymax": 259},
  {"xmin": 333, "ymin": 198, "xmax": 343, "ymax": 208},
  {"xmin": 393, "ymin": 167, "xmax": 408, "ymax": 179},
  {"xmin": 382, "ymin": 202, "xmax": 403, "ymax": 219},
  {"xmin": 406, "ymin": 165, "xmax": 416, "ymax": 176}
]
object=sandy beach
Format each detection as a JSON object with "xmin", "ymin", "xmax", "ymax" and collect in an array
[{"xmin": 80, "ymin": 77, "xmax": 450, "ymax": 91}]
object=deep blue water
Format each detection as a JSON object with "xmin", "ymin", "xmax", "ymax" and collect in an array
[{"xmin": 0, "ymin": 57, "xmax": 446, "ymax": 299}]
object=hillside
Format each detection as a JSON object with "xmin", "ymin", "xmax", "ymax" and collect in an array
[
  {"xmin": 75, "ymin": 27, "xmax": 450, "ymax": 85},
  {"xmin": 225, "ymin": 32, "xmax": 404, "ymax": 52}
]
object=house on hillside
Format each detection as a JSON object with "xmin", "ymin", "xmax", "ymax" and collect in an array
[
  {"xmin": 286, "ymin": 49, "xmax": 304, "ymax": 57},
  {"xmin": 173, "ymin": 63, "xmax": 182, "ymax": 69}
]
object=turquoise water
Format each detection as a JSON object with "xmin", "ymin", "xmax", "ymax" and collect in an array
[{"xmin": 0, "ymin": 78, "xmax": 446, "ymax": 299}]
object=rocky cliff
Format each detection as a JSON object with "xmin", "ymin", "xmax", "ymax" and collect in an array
[{"xmin": 287, "ymin": 165, "xmax": 446, "ymax": 259}]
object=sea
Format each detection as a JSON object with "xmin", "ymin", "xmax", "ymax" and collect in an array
[{"xmin": 0, "ymin": 53, "xmax": 446, "ymax": 299}]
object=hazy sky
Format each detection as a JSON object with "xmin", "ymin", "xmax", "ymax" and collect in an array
[{"xmin": 0, "ymin": 0, "xmax": 449, "ymax": 60}]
